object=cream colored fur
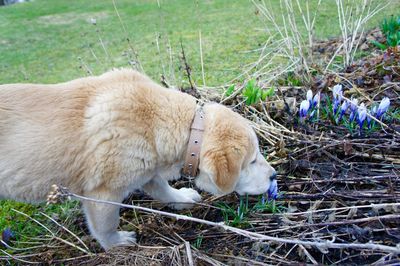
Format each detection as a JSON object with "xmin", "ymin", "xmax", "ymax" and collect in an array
[{"xmin": 0, "ymin": 69, "xmax": 276, "ymax": 250}]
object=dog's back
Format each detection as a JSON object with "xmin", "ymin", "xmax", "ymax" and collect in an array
[
  {"xmin": 0, "ymin": 81, "xmax": 94, "ymax": 202},
  {"xmin": 0, "ymin": 69, "xmax": 195, "ymax": 203}
]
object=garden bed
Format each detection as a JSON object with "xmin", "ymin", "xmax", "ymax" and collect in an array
[{"xmin": 88, "ymin": 34, "xmax": 400, "ymax": 265}]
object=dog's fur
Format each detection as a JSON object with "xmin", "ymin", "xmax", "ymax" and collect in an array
[{"xmin": 0, "ymin": 69, "xmax": 276, "ymax": 249}]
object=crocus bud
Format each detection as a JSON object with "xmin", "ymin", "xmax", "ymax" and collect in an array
[
  {"xmin": 332, "ymin": 85, "xmax": 343, "ymax": 115},
  {"xmin": 357, "ymin": 103, "xmax": 367, "ymax": 128},
  {"xmin": 300, "ymin": 100, "xmax": 310, "ymax": 118},
  {"xmin": 349, "ymin": 98, "xmax": 358, "ymax": 122},
  {"xmin": 338, "ymin": 100, "xmax": 349, "ymax": 122},
  {"xmin": 267, "ymin": 179, "xmax": 278, "ymax": 200},
  {"xmin": 341, "ymin": 100, "xmax": 349, "ymax": 114},
  {"xmin": 312, "ymin": 92, "xmax": 320, "ymax": 108},
  {"xmin": 376, "ymin": 97, "xmax": 390, "ymax": 119},
  {"xmin": 332, "ymin": 84, "xmax": 343, "ymax": 101}
]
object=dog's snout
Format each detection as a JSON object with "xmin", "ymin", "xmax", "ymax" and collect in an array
[{"xmin": 270, "ymin": 171, "xmax": 277, "ymax": 181}]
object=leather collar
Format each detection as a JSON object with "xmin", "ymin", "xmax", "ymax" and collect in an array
[{"xmin": 182, "ymin": 107, "xmax": 205, "ymax": 177}]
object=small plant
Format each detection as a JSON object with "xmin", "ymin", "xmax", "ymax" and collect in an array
[
  {"xmin": 372, "ymin": 15, "xmax": 400, "ymax": 51},
  {"xmin": 381, "ymin": 15, "xmax": 400, "ymax": 35},
  {"xmin": 253, "ymin": 195, "xmax": 284, "ymax": 214},
  {"xmin": 217, "ymin": 180, "xmax": 282, "ymax": 228},
  {"xmin": 217, "ymin": 196, "xmax": 251, "ymax": 228},
  {"xmin": 286, "ymin": 72, "xmax": 303, "ymax": 87},
  {"xmin": 242, "ymin": 80, "xmax": 274, "ymax": 106},
  {"xmin": 224, "ymin": 81, "xmax": 274, "ymax": 105},
  {"xmin": 253, "ymin": 182, "xmax": 284, "ymax": 214}
]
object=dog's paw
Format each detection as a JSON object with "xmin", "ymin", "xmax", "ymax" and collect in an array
[
  {"xmin": 170, "ymin": 188, "xmax": 201, "ymax": 210},
  {"xmin": 102, "ymin": 231, "xmax": 136, "ymax": 250},
  {"xmin": 179, "ymin": 187, "xmax": 202, "ymax": 202}
]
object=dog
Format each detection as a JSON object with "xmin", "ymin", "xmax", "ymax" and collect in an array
[{"xmin": 0, "ymin": 69, "xmax": 277, "ymax": 250}]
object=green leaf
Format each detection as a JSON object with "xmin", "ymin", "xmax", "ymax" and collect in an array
[
  {"xmin": 387, "ymin": 33, "xmax": 399, "ymax": 47},
  {"xmin": 245, "ymin": 96, "xmax": 252, "ymax": 105},
  {"xmin": 250, "ymin": 90, "xmax": 257, "ymax": 105},
  {"xmin": 265, "ymin": 87, "xmax": 275, "ymax": 97},
  {"xmin": 247, "ymin": 79, "xmax": 255, "ymax": 90},
  {"xmin": 225, "ymin": 85, "xmax": 235, "ymax": 97},
  {"xmin": 370, "ymin": 40, "xmax": 387, "ymax": 50},
  {"xmin": 261, "ymin": 91, "xmax": 267, "ymax": 101},
  {"xmin": 255, "ymin": 87, "xmax": 262, "ymax": 103},
  {"xmin": 261, "ymin": 87, "xmax": 274, "ymax": 101}
]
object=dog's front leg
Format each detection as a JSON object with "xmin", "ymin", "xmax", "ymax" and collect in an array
[
  {"xmin": 82, "ymin": 190, "xmax": 136, "ymax": 250},
  {"xmin": 143, "ymin": 178, "xmax": 201, "ymax": 210}
]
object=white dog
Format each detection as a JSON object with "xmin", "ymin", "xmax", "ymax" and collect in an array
[{"xmin": 0, "ymin": 69, "xmax": 277, "ymax": 249}]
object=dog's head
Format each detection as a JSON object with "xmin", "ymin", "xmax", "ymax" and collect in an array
[{"xmin": 195, "ymin": 104, "xmax": 277, "ymax": 196}]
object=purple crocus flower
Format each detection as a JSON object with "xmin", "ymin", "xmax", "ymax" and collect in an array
[
  {"xmin": 376, "ymin": 97, "xmax": 390, "ymax": 119},
  {"xmin": 357, "ymin": 103, "xmax": 367, "ymax": 129},
  {"xmin": 1, "ymin": 228, "xmax": 14, "ymax": 247},
  {"xmin": 349, "ymin": 98, "xmax": 358, "ymax": 122},
  {"xmin": 332, "ymin": 84, "xmax": 343, "ymax": 100},
  {"xmin": 312, "ymin": 92, "xmax": 320, "ymax": 108},
  {"xmin": 261, "ymin": 179, "xmax": 279, "ymax": 203},
  {"xmin": 299, "ymin": 100, "xmax": 310, "ymax": 118},
  {"xmin": 332, "ymin": 84, "xmax": 343, "ymax": 114},
  {"xmin": 267, "ymin": 179, "xmax": 278, "ymax": 200},
  {"xmin": 338, "ymin": 100, "xmax": 349, "ymax": 123}
]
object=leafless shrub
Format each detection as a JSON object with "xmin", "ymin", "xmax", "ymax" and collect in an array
[{"xmin": 334, "ymin": 0, "xmax": 387, "ymax": 68}]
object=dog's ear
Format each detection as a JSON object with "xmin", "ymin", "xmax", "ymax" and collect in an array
[{"xmin": 202, "ymin": 145, "xmax": 244, "ymax": 194}]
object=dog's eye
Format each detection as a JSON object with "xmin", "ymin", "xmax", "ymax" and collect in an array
[{"xmin": 250, "ymin": 158, "xmax": 257, "ymax": 164}]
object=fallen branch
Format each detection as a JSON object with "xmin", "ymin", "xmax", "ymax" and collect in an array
[
  {"xmin": 262, "ymin": 202, "xmax": 400, "ymax": 217},
  {"xmin": 0, "ymin": 249, "xmax": 39, "ymax": 265},
  {"xmin": 184, "ymin": 241, "xmax": 194, "ymax": 266},
  {"xmin": 49, "ymin": 185, "xmax": 400, "ymax": 254}
]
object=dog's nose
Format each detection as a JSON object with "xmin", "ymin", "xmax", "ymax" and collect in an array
[{"xmin": 270, "ymin": 171, "xmax": 277, "ymax": 181}]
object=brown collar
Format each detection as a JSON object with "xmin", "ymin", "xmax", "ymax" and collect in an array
[{"xmin": 182, "ymin": 107, "xmax": 205, "ymax": 177}]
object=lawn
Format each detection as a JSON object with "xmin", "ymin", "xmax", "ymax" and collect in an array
[
  {"xmin": 0, "ymin": 0, "xmax": 400, "ymax": 265},
  {"xmin": 0, "ymin": 0, "xmax": 399, "ymax": 86}
]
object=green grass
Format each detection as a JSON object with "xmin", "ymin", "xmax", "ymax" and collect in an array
[
  {"xmin": 0, "ymin": 200, "xmax": 39, "ymax": 235},
  {"xmin": 0, "ymin": 0, "xmax": 399, "ymax": 86},
  {"xmin": 0, "ymin": 200, "xmax": 82, "ymax": 251},
  {"xmin": 0, "ymin": 0, "xmax": 267, "ymax": 85}
]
